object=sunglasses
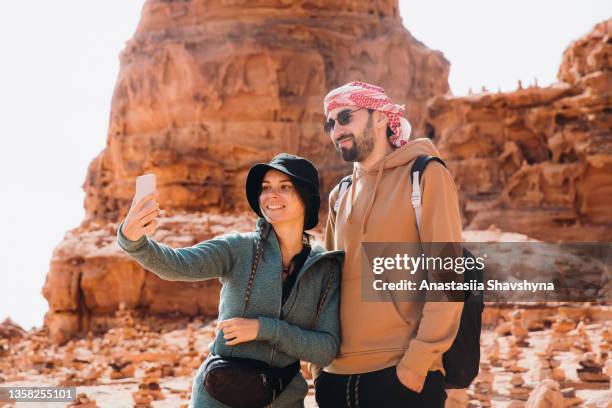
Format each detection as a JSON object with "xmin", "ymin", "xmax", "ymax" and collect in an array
[{"xmin": 323, "ymin": 108, "xmax": 365, "ymax": 134}]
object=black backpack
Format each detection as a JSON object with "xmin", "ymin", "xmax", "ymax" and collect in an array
[{"xmin": 334, "ymin": 155, "xmax": 484, "ymax": 389}]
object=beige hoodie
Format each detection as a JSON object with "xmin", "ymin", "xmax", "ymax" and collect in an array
[{"xmin": 324, "ymin": 137, "xmax": 464, "ymax": 377}]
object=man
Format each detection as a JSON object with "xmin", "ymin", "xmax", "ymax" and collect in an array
[{"xmin": 315, "ymin": 81, "xmax": 464, "ymax": 407}]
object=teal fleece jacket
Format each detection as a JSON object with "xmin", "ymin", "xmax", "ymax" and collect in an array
[{"xmin": 116, "ymin": 218, "xmax": 343, "ymax": 408}]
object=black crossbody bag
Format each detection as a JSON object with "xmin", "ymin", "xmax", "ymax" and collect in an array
[{"xmin": 203, "ymin": 237, "xmax": 335, "ymax": 408}]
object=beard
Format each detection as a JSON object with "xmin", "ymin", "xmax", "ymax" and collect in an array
[{"xmin": 335, "ymin": 115, "xmax": 375, "ymax": 162}]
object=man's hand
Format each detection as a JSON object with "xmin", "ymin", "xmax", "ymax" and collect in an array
[
  {"xmin": 396, "ymin": 364, "xmax": 426, "ymax": 393},
  {"xmin": 217, "ymin": 318, "xmax": 260, "ymax": 346}
]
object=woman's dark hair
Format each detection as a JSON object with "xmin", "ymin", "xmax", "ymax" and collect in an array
[
  {"xmin": 253, "ymin": 219, "xmax": 273, "ymax": 265},
  {"xmin": 253, "ymin": 219, "xmax": 310, "ymax": 268},
  {"xmin": 293, "ymin": 182, "xmax": 316, "ymax": 244}
]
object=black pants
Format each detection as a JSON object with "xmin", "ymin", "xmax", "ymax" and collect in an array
[{"xmin": 315, "ymin": 366, "xmax": 446, "ymax": 408}]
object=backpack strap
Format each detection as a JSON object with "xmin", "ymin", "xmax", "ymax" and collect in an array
[
  {"xmin": 410, "ymin": 155, "xmax": 447, "ymax": 233},
  {"xmin": 333, "ymin": 174, "xmax": 353, "ymax": 212},
  {"xmin": 333, "ymin": 157, "xmax": 446, "ymax": 230}
]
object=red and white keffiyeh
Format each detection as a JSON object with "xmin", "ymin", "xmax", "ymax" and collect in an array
[{"xmin": 323, "ymin": 81, "xmax": 412, "ymax": 148}]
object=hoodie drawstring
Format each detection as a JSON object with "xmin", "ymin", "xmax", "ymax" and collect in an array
[
  {"xmin": 361, "ymin": 159, "xmax": 386, "ymax": 234},
  {"xmin": 345, "ymin": 375, "xmax": 352, "ymax": 407},
  {"xmin": 345, "ymin": 374, "xmax": 361, "ymax": 408},
  {"xmin": 346, "ymin": 167, "xmax": 358, "ymax": 224}
]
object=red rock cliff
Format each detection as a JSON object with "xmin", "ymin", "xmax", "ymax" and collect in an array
[
  {"xmin": 425, "ymin": 19, "xmax": 611, "ymax": 242},
  {"xmin": 43, "ymin": 0, "xmax": 451, "ymax": 344}
]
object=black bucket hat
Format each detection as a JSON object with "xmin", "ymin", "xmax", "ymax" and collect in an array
[{"xmin": 246, "ymin": 153, "xmax": 320, "ymax": 230}]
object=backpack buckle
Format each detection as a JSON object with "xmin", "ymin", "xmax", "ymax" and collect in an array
[
  {"xmin": 411, "ymin": 190, "xmax": 421, "ymax": 208},
  {"xmin": 411, "ymin": 171, "xmax": 421, "ymax": 208}
]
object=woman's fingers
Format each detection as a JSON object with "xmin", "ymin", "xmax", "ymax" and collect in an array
[
  {"xmin": 142, "ymin": 219, "xmax": 158, "ymax": 235},
  {"xmin": 217, "ymin": 318, "xmax": 237, "ymax": 329},
  {"xmin": 139, "ymin": 202, "xmax": 159, "ymax": 215},
  {"xmin": 130, "ymin": 198, "xmax": 159, "ymax": 227},
  {"xmin": 226, "ymin": 339, "xmax": 243, "ymax": 346},
  {"xmin": 222, "ymin": 326, "xmax": 236, "ymax": 335},
  {"xmin": 137, "ymin": 193, "xmax": 157, "ymax": 210},
  {"xmin": 221, "ymin": 323, "xmax": 239, "ymax": 338},
  {"xmin": 128, "ymin": 194, "xmax": 157, "ymax": 218},
  {"xmin": 139, "ymin": 209, "xmax": 160, "ymax": 225},
  {"xmin": 224, "ymin": 329, "xmax": 240, "ymax": 343},
  {"xmin": 130, "ymin": 193, "xmax": 154, "ymax": 212},
  {"xmin": 135, "ymin": 201, "xmax": 159, "ymax": 220},
  {"xmin": 138, "ymin": 215, "xmax": 159, "ymax": 234},
  {"xmin": 128, "ymin": 211, "xmax": 158, "ymax": 238},
  {"xmin": 225, "ymin": 334, "xmax": 244, "ymax": 346}
]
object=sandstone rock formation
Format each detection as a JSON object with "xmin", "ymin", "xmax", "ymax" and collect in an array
[
  {"xmin": 43, "ymin": 0, "xmax": 451, "ymax": 343},
  {"xmin": 85, "ymin": 0, "xmax": 450, "ymax": 225},
  {"xmin": 425, "ymin": 19, "xmax": 611, "ymax": 242},
  {"xmin": 43, "ymin": 213, "xmax": 252, "ymax": 345}
]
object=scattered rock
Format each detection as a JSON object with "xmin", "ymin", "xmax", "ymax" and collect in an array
[
  {"xmin": 552, "ymin": 318, "xmax": 576, "ymax": 334},
  {"xmin": 577, "ymin": 352, "xmax": 609, "ymax": 383},
  {"xmin": 67, "ymin": 392, "xmax": 99, "ymax": 407},
  {"xmin": 525, "ymin": 379, "xmax": 564, "ymax": 408},
  {"xmin": 551, "ymin": 367, "xmax": 566, "ymax": 382},
  {"xmin": 560, "ymin": 388, "xmax": 583, "ymax": 407},
  {"xmin": 0, "ymin": 318, "xmax": 26, "ymax": 340}
]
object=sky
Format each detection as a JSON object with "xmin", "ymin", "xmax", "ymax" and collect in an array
[
  {"xmin": 400, "ymin": 1, "xmax": 610, "ymax": 94},
  {"xmin": 0, "ymin": 1, "xmax": 609, "ymax": 330}
]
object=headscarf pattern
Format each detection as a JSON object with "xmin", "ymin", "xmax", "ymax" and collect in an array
[{"xmin": 323, "ymin": 81, "xmax": 412, "ymax": 148}]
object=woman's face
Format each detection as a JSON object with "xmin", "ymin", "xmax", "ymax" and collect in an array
[{"xmin": 259, "ymin": 169, "xmax": 305, "ymax": 227}]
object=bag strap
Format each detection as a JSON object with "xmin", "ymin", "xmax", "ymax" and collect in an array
[
  {"xmin": 410, "ymin": 155, "xmax": 453, "ymax": 295},
  {"xmin": 410, "ymin": 155, "xmax": 447, "ymax": 233},
  {"xmin": 334, "ymin": 156, "xmax": 446, "ymax": 230},
  {"xmin": 334, "ymin": 174, "xmax": 353, "ymax": 212},
  {"xmin": 241, "ymin": 224, "xmax": 267, "ymax": 317},
  {"xmin": 312, "ymin": 260, "xmax": 336, "ymax": 329}
]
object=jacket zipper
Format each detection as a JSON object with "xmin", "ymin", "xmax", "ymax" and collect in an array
[
  {"xmin": 270, "ymin": 253, "xmax": 284, "ymax": 366},
  {"xmin": 270, "ymin": 254, "xmax": 318, "ymax": 365},
  {"xmin": 283, "ymin": 252, "xmax": 341, "ymax": 322},
  {"xmin": 281, "ymin": 258, "xmax": 318, "ymax": 324}
]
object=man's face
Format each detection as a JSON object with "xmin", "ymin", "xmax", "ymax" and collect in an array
[{"xmin": 326, "ymin": 106, "xmax": 375, "ymax": 162}]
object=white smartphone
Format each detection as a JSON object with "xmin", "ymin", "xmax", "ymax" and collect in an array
[{"xmin": 134, "ymin": 174, "xmax": 157, "ymax": 210}]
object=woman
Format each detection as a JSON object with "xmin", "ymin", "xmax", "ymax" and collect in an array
[{"xmin": 116, "ymin": 153, "xmax": 343, "ymax": 408}]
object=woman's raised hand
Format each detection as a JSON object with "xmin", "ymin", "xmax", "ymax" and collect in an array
[{"xmin": 122, "ymin": 192, "xmax": 161, "ymax": 241}]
